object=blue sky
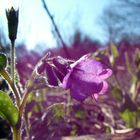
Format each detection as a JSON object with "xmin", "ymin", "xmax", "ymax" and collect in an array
[{"xmin": 0, "ymin": 0, "xmax": 110, "ymax": 50}]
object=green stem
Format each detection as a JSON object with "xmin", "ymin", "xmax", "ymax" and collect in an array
[
  {"xmin": 19, "ymin": 89, "xmax": 29, "ymax": 117},
  {"xmin": 66, "ymin": 90, "xmax": 71, "ymax": 116},
  {"xmin": 11, "ymin": 41, "xmax": 15, "ymax": 83},
  {"xmin": 12, "ymin": 127, "xmax": 20, "ymax": 140},
  {"xmin": 0, "ymin": 69, "xmax": 21, "ymax": 107},
  {"xmin": 19, "ymin": 70, "xmax": 36, "ymax": 116},
  {"xmin": 132, "ymin": 80, "xmax": 140, "ymax": 101}
]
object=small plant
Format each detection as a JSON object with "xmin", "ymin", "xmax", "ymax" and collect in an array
[{"xmin": 0, "ymin": 6, "xmax": 112, "ymax": 140}]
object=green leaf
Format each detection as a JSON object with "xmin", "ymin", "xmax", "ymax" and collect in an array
[
  {"xmin": 110, "ymin": 42, "xmax": 119, "ymax": 65},
  {"xmin": 0, "ymin": 90, "xmax": 18, "ymax": 126},
  {"xmin": 75, "ymin": 110, "xmax": 86, "ymax": 119},
  {"xmin": 52, "ymin": 103, "xmax": 65, "ymax": 118},
  {"xmin": 0, "ymin": 53, "xmax": 7, "ymax": 70},
  {"xmin": 111, "ymin": 87, "xmax": 123, "ymax": 101},
  {"xmin": 120, "ymin": 109, "xmax": 137, "ymax": 128},
  {"xmin": 111, "ymin": 42, "xmax": 119, "ymax": 59},
  {"xmin": 125, "ymin": 52, "xmax": 137, "ymax": 80}
]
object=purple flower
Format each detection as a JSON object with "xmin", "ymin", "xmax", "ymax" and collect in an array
[
  {"xmin": 62, "ymin": 54, "xmax": 112, "ymax": 101},
  {"xmin": 37, "ymin": 53, "xmax": 112, "ymax": 101},
  {"xmin": 37, "ymin": 55, "xmax": 73, "ymax": 86}
]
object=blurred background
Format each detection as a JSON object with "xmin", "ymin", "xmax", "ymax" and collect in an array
[
  {"xmin": 0, "ymin": 0, "xmax": 110, "ymax": 50},
  {"xmin": 0, "ymin": 0, "xmax": 140, "ymax": 139},
  {"xmin": 0, "ymin": 0, "xmax": 140, "ymax": 51}
]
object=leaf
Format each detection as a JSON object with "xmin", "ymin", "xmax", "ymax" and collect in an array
[
  {"xmin": 0, "ymin": 53, "xmax": 7, "ymax": 70},
  {"xmin": 46, "ymin": 103, "xmax": 65, "ymax": 120},
  {"xmin": 110, "ymin": 42, "xmax": 119, "ymax": 65},
  {"xmin": 52, "ymin": 103, "xmax": 65, "ymax": 118},
  {"xmin": 111, "ymin": 87, "xmax": 123, "ymax": 101},
  {"xmin": 120, "ymin": 109, "xmax": 137, "ymax": 128},
  {"xmin": 125, "ymin": 52, "xmax": 137, "ymax": 80},
  {"xmin": 111, "ymin": 42, "xmax": 119, "ymax": 59},
  {"xmin": 0, "ymin": 90, "xmax": 19, "ymax": 126},
  {"xmin": 75, "ymin": 110, "xmax": 86, "ymax": 119}
]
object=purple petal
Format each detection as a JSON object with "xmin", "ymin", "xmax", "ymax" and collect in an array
[
  {"xmin": 53, "ymin": 56, "xmax": 69, "ymax": 75},
  {"xmin": 99, "ymin": 81, "xmax": 109, "ymax": 94},
  {"xmin": 71, "ymin": 55, "xmax": 104, "ymax": 76},
  {"xmin": 70, "ymin": 57, "xmax": 112, "ymax": 83},
  {"xmin": 69, "ymin": 67, "xmax": 102, "ymax": 84},
  {"xmin": 92, "ymin": 81, "xmax": 109, "ymax": 100},
  {"xmin": 37, "ymin": 62, "xmax": 45, "ymax": 74},
  {"xmin": 98, "ymin": 69, "xmax": 112, "ymax": 80},
  {"xmin": 70, "ymin": 85, "xmax": 87, "ymax": 101},
  {"xmin": 53, "ymin": 67, "xmax": 64, "ymax": 83},
  {"xmin": 93, "ymin": 94, "xmax": 99, "ymax": 101},
  {"xmin": 71, "ymin": 60, "xmax": 105, "ymax": 84},
  {"xmin": 62, "ymin": 69, "xmax": 72, "ymax": 89},
  {"xmin": 68, "ymin": 74, "xmax": 103, "ymax": 101},
  {"xmin": 70, "ymin": 54, "xmax": 90, "ymax": 68},
  {"xmin": 62, "ymin": 54, "xmax": 112, "ymax": 101},
  {"xmin": 45, "ymin": 63, "xmax": 58, "ymax": 86}
]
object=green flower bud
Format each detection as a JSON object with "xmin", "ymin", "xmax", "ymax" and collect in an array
[
  {"xmin": 6, "ymin": 7, "xmax": 19, "ymax": 43},
  {"xmin": 0, "ymin": 53, "xmax": 7, "ymax": 70}
]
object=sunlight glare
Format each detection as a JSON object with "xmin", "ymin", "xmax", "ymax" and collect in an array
[{"xmin": 0, "ymin": 0, "xmax": 19, "ymax": 9}]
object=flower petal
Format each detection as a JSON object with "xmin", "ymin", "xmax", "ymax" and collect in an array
[
  {"xmin": 98, "ymin": 68, "xmax": 112, "ymax": 80},
  {"xmin": 53, "ymin": 67, "xmax": 64, "ymax": 83},
  {"xmin": 70, "ymin": 67, "xmax": 102, "ymax": 84},
  {"xmin": 45, "ymin": 63, "xmax": 58, "ymax": 86},
  {"xmin": 71, "ymin": 54, "xmax": 104, "ymax": 74},
  {"xmin": 37, "ymin": 62, "xmax": 46, "ymax": 74},
  {"xmin": 92, "ymin": 81, "xmax": 109, "ymax": 101},
  {"xmin": 99, "ymin": 81, "xmax": 109, "ymax": 95},
  {"xmin": 53, "ymin": 56, "xmax": 69, "ymax": 75},
  {"xmin": 68, "ymin": 74, "xmax": 103, "ymax": 101},
  {"xmin": 62, "ymin": 69, "xmax": 72, "ymax": 89},
  {"xmin": 93, "ymin": 94, "xmax": 99, "ymax": 101}
]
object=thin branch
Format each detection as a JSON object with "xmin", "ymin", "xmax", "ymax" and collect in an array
[
  {"xmin": 41, "ymin": 0, "xmax": 70, "ymax": 57},
  {"xmin": 41, "ymin": 0, "xmax": 65, "ymax": 47}
]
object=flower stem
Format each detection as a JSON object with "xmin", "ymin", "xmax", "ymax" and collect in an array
[
  {"xmin": 19, "ymin": 89, "xmax": 29, "ymax": 117},
  {"xmin": 0, "ymin": 69, "xmax": 21, "ymax": 107},
  {"xmin": 19, "ymin": 70, "xmax": 36, "ymax": 116},
  {"xmin": 11, "ymin": 41, "xmax": 15, "ymax": 83},
  {"xmin": 66, "ymin": 90, "xmax": 72, "ymax": 116},
  {"xmin": 12, "ymin": 127, "xmax": 20, "ymax": 140}
]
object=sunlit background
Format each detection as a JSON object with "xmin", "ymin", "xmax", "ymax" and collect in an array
[{"xmin": 0, "ymin": 0, "xmax": 110, "ymax": 50}]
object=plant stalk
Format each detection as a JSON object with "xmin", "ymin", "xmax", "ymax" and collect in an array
[
  {"xmin": 19, "ymin": 89, "xmax": 29, "ymax": 117},
  {"xmin": 0, "ymin": 69, "xmax": 21, "ymax": 107},
  {"xmin": 12, "ymin": 127, "xmax": 20, "ymax": 140},
  {"xmin": 11, "ymin": 41, "xmax": 15, "ymax": 83}
]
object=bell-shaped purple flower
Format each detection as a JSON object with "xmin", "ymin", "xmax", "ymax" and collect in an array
[{"xmin": 62, "ymin": 54, "xmax": 112, "ymax": 101}]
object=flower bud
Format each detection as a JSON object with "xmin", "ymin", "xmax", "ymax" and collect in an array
[
  {"xmin": 6, "ymin": 7, "xmax": 19, "ymax": 43},
  {"xmin": 0, "ymin": 53, "xmax": 7, "ymax": 70}
]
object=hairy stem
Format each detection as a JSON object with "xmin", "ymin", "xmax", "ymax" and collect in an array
[
  {"xmin": 19, "ymin": 69, "xmax": 36, "ymax": 116},
  {"xmin": 11, "ymin": 41, "xmax": 15, "ymax": 83},
  {"xmin": 0, "ymin": 69, "xmax": 21, "ymax": 107},
  {"xmin": 19, "ymin": 89, "xmax": 29, "ymax": 117}
]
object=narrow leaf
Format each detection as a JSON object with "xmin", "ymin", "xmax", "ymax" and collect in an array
[
  {"xmin": 0, "ymin": 90, "xmax": 18, "ymax": 126},
  {"xmin": 110, "ymin": 42, "xmax": 119, "ymax": 65},
  {"xmin": 111, "ymin": 42, "xmax": 119, "ymax": 59}
]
